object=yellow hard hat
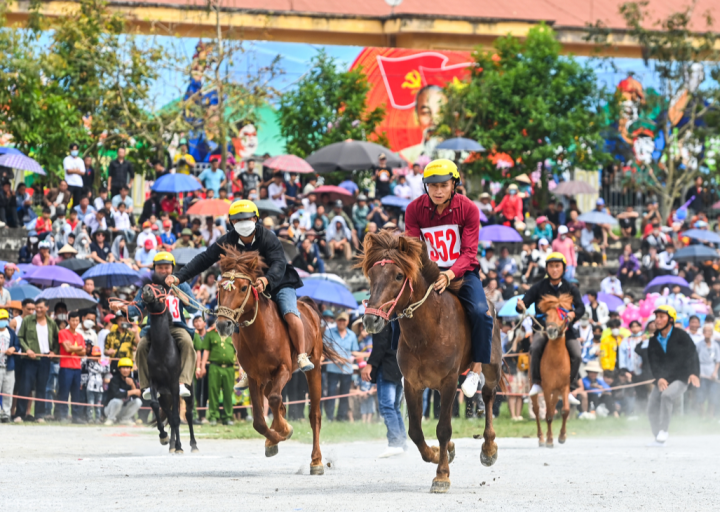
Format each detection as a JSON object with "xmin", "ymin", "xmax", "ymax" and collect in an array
[
  {"xmin": 0, "ymin": 309, "xmax": 9, "ymax": 320},
  {"xmin": 422, "ymin": 159, "xmax": 460, "ymax": 184},
  {"xmin": 229, "ymin": 199, "xmax": 260, "ymax": 221},
  {"xmin": 546, "ymin": 252, "xmax": 567, "ymax": 266},
  {"xmin": 117, "ymin": 357, "xmax": 134, "ymax": 368},
  {"xmin": 653, "ymin": 305, "xmax": 677, "ymax": 323},
  {"xmin": 153, "ymin": 251, "xmax": 176, "ymax": 267}
]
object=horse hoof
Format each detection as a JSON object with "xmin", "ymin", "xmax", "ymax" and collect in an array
[
  {"xmin": 175, "ymin": 449, "xmax": 184, "ymax": 455},
  {"xmin": 168, "ymin": 448, "xmax": 175, "ymax": 454},
  {"xmin": 160, "ymin": 435, "xmax": 169, "ymax": 446},
  {"xmin": 538, "ymin": 441, "xmax": 545, "ymax": 448},
  {"xmin": 191, "ymin": 447, "xmax": 200, "ymax": 453},
  {"xmin": 265, "ymin": 445, "xmax": 279, "ymax": 458},
  {"xmin": 310, "ymin": 464, "xmax": 325, "ymax": 476},
  {"xmin": 284, "ymin": 425, "xmax": 294, "ymax": 441},
  {"xmin": 430, "ymin": 480, "xmax": 451, "ymax": 494},
  {"xmin": 546, "ymin": 443, "xmax": 554, "ymax": 449},
  {"xmin": 558, "ymin": 437, "xmax": 566, "ymax": 445},
  {"xmin": 480, "ymin": 450, "xmax": 498, "ymax": 467},
  {"xmin": 448, "ymin": 443, "xmax": 456, "ymax": 464}
]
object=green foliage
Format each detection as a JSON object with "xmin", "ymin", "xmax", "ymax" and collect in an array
[
  {"xmin": 437, "ymin": 23, "xmax": 608, "ymax": 197},
  {"xmin": 278, "ymin": 50, "xmax": 387, "ymax": 158}
]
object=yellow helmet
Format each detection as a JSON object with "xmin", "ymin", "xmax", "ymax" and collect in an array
[
  {"xmin": 422, "ymin": 159, "xmax": 460, "ymax": 184},
  {"xmin": 117, "ymin": 357, "xmax": 134, "ymax": 368},
  {"xmin": 153, "ymin": 251, "xmax": 176, "ymax": 267},
  {"xmin": 0, "ymin": 309, "xmax": 9, "ymax": 320},
  {"xmin": 653, "ymin": 305, "xmax": 677, "ymax": 323},
  {"xmin": 546, "ymin": 252, "xmax": 567, "ymax": 266},
  {"xmin": 229, "ymin": 199, "xmax": 260, "ymax": 221}
]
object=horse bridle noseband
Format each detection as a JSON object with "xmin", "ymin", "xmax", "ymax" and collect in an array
[
  {"xmin": 216, "ymin": 270, "xmax": 267, "ymax": 328},
  {"xmin": 363, "ymin": 259, "xmax": 434, "ymax": 322}
]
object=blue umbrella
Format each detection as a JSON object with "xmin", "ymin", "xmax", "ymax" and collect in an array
[
  {"xmin": 577, "ymin": 211, "xmax": 618, "ymax": 225},
  {"xmin": 0, "ymin": 147, "xmax": 24, "ymax": 156},
  {"xmin": 23, "ymin": 265, "xmax": 84, "ymax": 288},
  {"xmin": 151, "ymin": 173, "xmax": 202, "ymax": 193},
  {"xmin": 82, "ymin": 263, "xmax": 140, "ymax": 288},
  {"xmin": 682, "ymin": 229, "xmax": 720, "ymax": 244},
  {"xmin": 0, "ymin": 153, "xmax": 45, "ymax": 175},
  {"xmin": 436, "ymin": 137, "xmax": 485, "ymax": 152},
  {"xmin": 645, "ymin": 275, "xmax": 692, "ymax": 295},
  {"xmin": 9, "ymin": 284, "xmax": 41, "ymax": 300},
  {"xmin": 381, "ymin": 195, "xmax": 412, "ymax": 210},
  {"xmin": 303, "ymin": 273, "xmax": 351, "ymax": 290},
  {"xmin": 497, "ymin": 295, "xmax": 535, "ymax": 317},
  {"xmin": 296, "ymin": 280, "xmax": 358, "ymax": 309},
  {"xmin": 37, "ymin": 286, "xmax": 97, "ymax": 311},
  {"xmin": 479, "ymin": 225, "xmax": 523, "ymax": 243},
  {"xmin": 673, "ymin": 244, "xmax": 720, "ymax": 262},
  {"xmin": 582, "ymin": 292, "xmax": 624, "ymax": 312}
]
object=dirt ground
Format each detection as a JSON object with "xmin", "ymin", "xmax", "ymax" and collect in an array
[{"xmin": 1, "ymin": 425, "xmax": 718, "ymax": 511}]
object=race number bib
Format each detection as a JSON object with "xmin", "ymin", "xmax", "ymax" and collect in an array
[
  {"xmin": 420, "ymin": 224, "xmax": 461, "ymax": 268},
  {"xmin": 166, "ymin": 296, "xmax": 181, "ymax": 322}
]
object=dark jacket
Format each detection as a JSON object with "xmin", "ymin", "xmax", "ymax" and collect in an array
[
  {"xmin": 108, "ymin": 159, "xmax": 134, "ymax": 190},
  {"xmin": 105, "ymin": 371, "xmax": 137, "ymax": 403},
  {"xmin": 367, "ymin": 325, "xmax": 402, "ymax": 384},
  {"xmin": 516, "ymin": 277, "xmax": 585, "ymax": 340},
  {"xmin": 648, "ymin": 327, "xmax": 700, "ymax": 384},
  {"xmin": 0, "ymin": 327, "xmax": 22, "ymax": 371},
  {"xmin": 175, "ymin": 223, "xmax": 303, "ymax": 294}
]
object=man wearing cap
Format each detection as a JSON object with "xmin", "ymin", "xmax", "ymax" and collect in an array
[
  {"xmin": 137, "ymin": 220, "xmax": 158, "ymax": 250},
  {"xmin": 647, "ymin": 305, "xmax": 700, "ymax": 445},
  {"xmin": 160, "ymin": 219, "xmax": 177, "ymax": 251},
  {"xmin": 374, "ymin": 154, "xmax": 392, "ymax": 198},
  {"xmin": 135, "ymin": 239, "xmax": 158, "ymax": 269},
  {"xmin": 324, "ymin": 311, "xmax": 359, "ymax": 422},
  {"xmin": 104, "ymin": 357, "xmax": 143, "ymax": 425},
  {"xmin": 176, "ymin": 228, "xmax": 196, "ymax": 249},
  {"xmin": 517, "ymin": 252, "xmax": 585, "ymax": 402},
  {"xmin": 494, "ymin": 184, "xmax": 523, "ymax": 226},
  {"xmin": 168, "ymin": 200, "xmax": 315, "ymax": 375},
  {"xmin": 0, "ymin": 309, "xmax": 21, "ymax": 423},
  {"xmin": 551, "ymin": 225, "xmax": 577, "ymax": 280},
  {"xmin": 198, "ymin": 322, "xmax": 236, "ymax": 426},
  {"xmin": 404, "ymin": 158, "xmax": 494, "ymax": 397}
]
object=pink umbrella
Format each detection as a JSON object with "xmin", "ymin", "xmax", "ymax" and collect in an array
[
  {"xmin": 312, "ymin": 185, "xmax": 355, "ymax": 205},
  {"xmin": 264, "ymin": 154, "xmax": 314, "ymax": 174}
]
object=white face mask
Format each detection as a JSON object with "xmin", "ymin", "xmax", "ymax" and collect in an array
[
  {"xmin": 83, "ymin": 319, "xmax": 95, "ymax": 330},
  {"xmin": 580, "ymin": 319, "xmax": 589, "ymax": 327},
  {"xmin": 611, "ymin": 328, "xmax": 620, "ymax": 337},
  {"xmin": 143, "ymin": 228, "xmax": 151, "ymax": 234},
  {"xmin": 234, "ymin": 220, "xmax": 256, "ymax": 237}
]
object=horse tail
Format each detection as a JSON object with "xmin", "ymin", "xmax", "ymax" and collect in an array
[{"xmin": 298, "ymin": 296, "xmax": 350, "ymax": 368}]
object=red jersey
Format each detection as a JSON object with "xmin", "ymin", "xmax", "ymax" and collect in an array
[
  {"xmin": 405, "ymin": 193, "xmax": 480, "ymax": 276},
  {"xmin": 59, "ymin": 329, "xmax": 86, "ymax": 370}
]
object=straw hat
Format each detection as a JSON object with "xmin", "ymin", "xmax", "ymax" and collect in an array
[
  {"xmin": 584, "ymin": 360, "xmax": 603, "ymax": 373},
  {"xmin": 58, "ymin": 244, "xmax": 78, "ymax": 255}
]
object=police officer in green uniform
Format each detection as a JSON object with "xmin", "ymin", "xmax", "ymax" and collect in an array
[{"xmin": 199, "ymin": 327, "xmax": 236, "ymax": 426}]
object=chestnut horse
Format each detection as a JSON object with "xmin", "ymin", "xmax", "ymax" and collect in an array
[
  {"xmin": 214, "ymin": 247, "xmax": 343, "ymax": 475},
  {"xmin": 361, "ymin": 232, "xmax": 504, "ymax": 494},
  {"xmin": 530, "ymin": 294, "xmax": 573, "ymax": 448}
]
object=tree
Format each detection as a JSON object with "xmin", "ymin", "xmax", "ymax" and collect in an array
[
  {"xmin": 437, "ymin": 24, "xmax": 608, "ymax": 204},
  {"xmin": 278, "ymin": 50, "xmax": 387, "ymax": 158}
]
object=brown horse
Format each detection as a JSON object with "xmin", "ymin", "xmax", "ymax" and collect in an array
[
  {"xmin": 530, "ymin": 294, "xmax": 572, "ymax": 448},
  {"xmin": 361, "ymin": 232, "xmax": 504, "ymax": 494},
  {"xmin": 214, "ymin": 247, "xmax": 343, "ymax": 475}
]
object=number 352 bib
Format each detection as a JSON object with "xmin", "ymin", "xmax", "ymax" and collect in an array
[{"xmin": 420, "ymin": 224, "xmax": 461, "ymax": 268}]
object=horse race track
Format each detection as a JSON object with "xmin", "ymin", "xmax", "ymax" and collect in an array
[{"xmin": 1, "ymin": 425, "xmax": 719, "ymax": 511}]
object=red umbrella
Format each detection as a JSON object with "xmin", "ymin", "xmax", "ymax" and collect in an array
[
  {"xmin": 264, "ymin": 154, "xmax": 314, "ymax": 174},
  {"xmin": 312, "ymin": 185, "xmax": 355, "ymax": 205},
  {"xmin": 186, "ymin": 199, "xmax": 231, "ymax": 216}
]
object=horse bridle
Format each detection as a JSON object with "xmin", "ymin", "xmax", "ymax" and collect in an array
[
  {"xmin": 363, "ymin": 259, "xmax": 434, "ymax": 322},
  {"xmin": 216, "ymin": 270, "xmax": 263, "ymax": 328}
]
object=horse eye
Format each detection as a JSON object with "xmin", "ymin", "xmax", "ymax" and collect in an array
[
  {"xmin": 241, "ymin": 285, "xmax": 248, "ymax": 292},
  {"xmin": 395, "ymin": 273, "xmax": 404, "ymax": 281}
]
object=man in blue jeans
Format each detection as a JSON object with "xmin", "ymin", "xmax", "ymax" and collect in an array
[
  {"xmin": 56, "ymin": 311, "xmax": 87, "ymax": 423},
  {"xmin": 362, "ymin": 322, "xmax": 407, "ymax": 457},
  {"xmin": 324, "ymin": 312, "xmax": 359, "ymax": 421}
]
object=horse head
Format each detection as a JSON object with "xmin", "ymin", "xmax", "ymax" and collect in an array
[
  {"xmin": 360, "ymin": 232, "xmax": 428, "ymax": 334},
  {"xmin": 141, "ymin": 273, "xmax": 170, "ymax": 315},
  {"xmin": 216, "ymin": 245, "xmax": 264, "ymax": 337},
  {"xmin": 539, "ymin": 293, "xmax": 574, "ymax": 340}
]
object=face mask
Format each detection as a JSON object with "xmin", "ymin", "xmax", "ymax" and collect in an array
[
  {"xmin": 83, "ymin": 320, "xmax": 95, "ymax": 330},
  {"xmin": 593, "ymin": 334, "xmax": 602, "ymax": 341},
  {"xmin": 509, "ymin": 190, "xmax": 517, "ymax": 195},
  {"xmin": 0, "ymin": 320, "xmax": 8, "ymax": 329},
  {"xmin": 56, "ymin": 313, "xmax": 68, "ymax": 321},
  {"xmin": 580, "ymin": 319, "xmax": 589, "ymax": 327},
  {"xmin": 144, "ymin": 228, "xmax": 151, "ymax": 234},
  {"xmin": 611, "ymin": 328, "xmax": 620, "ymax": 337},
  {"xmin": 71, "ymin": 150, "xmax": 79, "ymax": 157},
  {"xmin": 624, "ymin": 297, "xmax": 631, "ymax": 304},
  {"xmin": 234, "ymin": 220, "xmax": 256, "ymax": 237}
]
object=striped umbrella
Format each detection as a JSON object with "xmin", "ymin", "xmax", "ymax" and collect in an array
[
  {"xmin": 82, "ymin": 262, "xmax": 140, "ymax": 288},
  {"xmin": 37, "ymin": 285, "xmax": 97, "ymax": 311},
  {"xmin": 263, "ymin": 154, "xmax": 315, "ymax": 174},
  {"xmin": 0, "ymin": 153, "xmax": 46, "ymax": 175}
]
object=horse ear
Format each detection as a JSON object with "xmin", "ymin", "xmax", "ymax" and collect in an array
[{"xmin": 398, "ymin": 236, "xmax": 410, "ymax": 253}]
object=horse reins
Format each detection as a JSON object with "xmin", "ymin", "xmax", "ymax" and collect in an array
[
  {"xmin": 363, "ymin": 259, "xmax": 435, "ymax": 322},
  {"xmin": 216, "ymin": 270, "xmax": 270, "ymax": 328}
]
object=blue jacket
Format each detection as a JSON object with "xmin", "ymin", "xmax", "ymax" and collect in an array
[
  {"xmin": 1, "ymin": 327, "xmax": 22, "ymax": 371},
  {"xmin": 128, "ymin": 282, "xmax": 198, "ymax": 338}
]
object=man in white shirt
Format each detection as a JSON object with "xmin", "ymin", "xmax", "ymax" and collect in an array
[
  {"xmin": 268, "ymin": 172, "xmax": 287, "ymax": 210},
  {"xmin": 658, "ymin": 245, "xmax": 678, "ymax": 275},
  {"xmin": 600, "ymin": 269, "xmax": 624, "ymax": 298},
  {"xmin": 84, "ymin": 209, "xmax": 107, "ymax": 235},
  {"xmin": 63, "ymin": 142, "xmax": 86, "ymax": 207},
  {"xmin": 136, "ymin": 221, "xmax": 158, "ymax": 250},
  {"xmin": 406, "ymin": 163, "xmax": 425, "ymax": 200},
  {"xmin": 393, "ymin": 174, "xmax": 412, "ymax": 200}
]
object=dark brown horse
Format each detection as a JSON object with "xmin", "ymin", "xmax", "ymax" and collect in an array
[
  {"xmin": 361, "ymin": 232, "xmax": 504, "ymax": 494},
  {"xmin": 214, "ymin": 247, "xmax": 343, "ymax": 475},
  {"xmin": 530, "ymin": 294, "xmax": 572, "ymax": 448}
]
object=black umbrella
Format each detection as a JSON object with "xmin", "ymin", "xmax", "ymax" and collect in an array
[
  {"xmin": 306, "ymin": 140, "xmax": 404, "ymax": 173},
  {"xmin": 673, "ymin": 244, "xmax": 720, "ymax": 263},
  {"xmin": 57, "ymin": 258, "xmax": 95, "ymax": 275},
  {"xmin": 254, "ymin": 199, "xmax": 284, "ymax": 216}
]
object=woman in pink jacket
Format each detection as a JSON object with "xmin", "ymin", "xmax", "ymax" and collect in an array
[{"xmin": 551, "ymin": 225, "xmax": 577, "ymax": 280}]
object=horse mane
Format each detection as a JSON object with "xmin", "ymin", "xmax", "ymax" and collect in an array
[
  {"xmin": 218, "ymin": 245, "xmax": 266, "ymax": 281},
  {"xmin": 538, "ymin": 293, "xmax": 574, "ymax": 313}
]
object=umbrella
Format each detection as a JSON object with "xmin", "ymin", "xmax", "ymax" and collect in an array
[
  {"xmin": 478, "ymin": 225, "xmax": 523, "ymax": 243},
  {"xmin": 0, "ymin": 147, "xmax": 24, "ymax": 156},
  {"xmin": 577, "ymin": 211, "xmax": 618, "ymax": 225},
  {"xmin": 435, "ymin": 137, "xmax": 485, "ymax": 152},
  {"xmin": 23, "ymin": 265, "xmax": 84, "ymax": 288},
  {"xmin": 472, "ymin": 202, "xmax": 489, "ymax": 223},
  {"xmin": 296, "ymin": 280, "xmax": 358, "ymax": 309},
  {"xmin": 82, "ymin": 263, "xmax": 140, "ymax": 288},
  {"xmin": 9, "ymin": 284, "xmax": 41, "ymax": 301},
  {"xmin": 56, "ymin": 258, "xmax": 95, "ymax": 275},
  {"xmin": 264, "ymin": 154, "xmax": 315, "ymax": 174},
  {"xmin": 673, "ymin": 245, "xmax": 720, "ymax": 263},
  {"xmin": 37, "ymin": 286, "xmax": 97, "ymax": 311},
  {"xmin": 172, "ymin": 247, "xmax": 207, "ymax": 266},
  {"xmin": 134, "ymin": 269, "xmax": 152, "ymax": 288},
  {"xmin": 254, "ymin": 199, "xmax": 284, "ymax": 216},
  {"xmin": 151, "ymin": 173, "xmax": 202, "ymax": 193},
  {"xmin": 682, "ymin": 229, "xmax": 720, "ymax": 244},
  {"xmin": 582, "ymin": 293, "xmax": 624, "ymax": 313},
  {"xmin": 0, "ymin": 153, "xmax": 46, "ymax": 175},
  {"xmin": 381, "ymin": 195, "xmax": 411, "ymax": 210},
  {"xmin": 16, "ymin": 264, "xmax": 35, "ymax": 274},
  {"xmin": 497, "ymin": 295, "xmax": 535, "ymax": 317},
  {"xmin": 312, "ymin": 185, "xmax": 355, "ymax": 206},
  {"xmin": 186, "ymin": 199, "xmax": 231, "ymax": 217},
  {"xmin": 645, "ymin": 275, "xmax": 692, "ymax": 295},
  {"xmin": 306, "ymin": 140, "xmax": 404, "ymax": 174},
  {"xmin": 552, "ymin": 180, "xmax": 597, "ymax": 196},
  {"xmin": 303, "ymin": 273, "xmax": 351, "ymax": 290}
]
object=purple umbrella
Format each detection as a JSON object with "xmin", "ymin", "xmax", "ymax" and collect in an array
[
  {"xmin": 583, "ymin": 292, "xmax": 624, "ymax": 312},
  {"xmin": 22, "ymin": 265, "xmax": 84, "ymax": 288},
  {"xmin": 645, "ymin": 275, "xmax": 692, "ymax": 295},
  {"xmin": 0, "ymin": 153, "xmax": 46, "ymax": 175},
  {"xmin": 478, "ymin": 225, "xmax": 523, "ymax": 243}
]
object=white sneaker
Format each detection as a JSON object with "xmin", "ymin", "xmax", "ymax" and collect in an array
[
  {"xmin": 142, "ymin": 388, "xmax": 152, "ymax": 401},
  {"xmin": 234, "ymin": 372, "xmax": 249, "ymax": 392},
  {"xmin": 378, "ymin": 446, "xmax": 404, "ymax": 458},
  {"xmin": 528, "ymin": 384, "xmax": 543, "ymax": 396},
  {"xmin": 656, "ymin": 430, "xmax": 669, "ymax": 443},
  {"xmin": 104, "ymin": 419, "xmax": 115, "ymax": 426},
  {"xmin": 179, "ymin": 384, "xmax": 191, "ymax": 398},
  {"xmin": 567, "ymin": 394, "xmax": 581, "ymax": 406},
  {"xmin": 647, "ymin": 440, "xmax": 666, "ymax": 447},
  {"xmin": 461, "ymin": 371, "xmax": 484, "ymax": 398},
  {"xmin": 297, "ymin": 353, "xmax": 315, "ymax": 372},
  {"xmin": 578, "ymin": 412, "xmax": 596, "ymax": 421}
]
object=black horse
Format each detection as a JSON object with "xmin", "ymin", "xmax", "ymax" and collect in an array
[{"xmin": 142, "ymin": 273, "xmax": 198, "ymax": 454}]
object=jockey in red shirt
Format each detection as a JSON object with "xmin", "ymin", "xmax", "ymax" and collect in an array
[{"xmin": 404, "ymin": 159, "xmax": 494, "ymax": 397}]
